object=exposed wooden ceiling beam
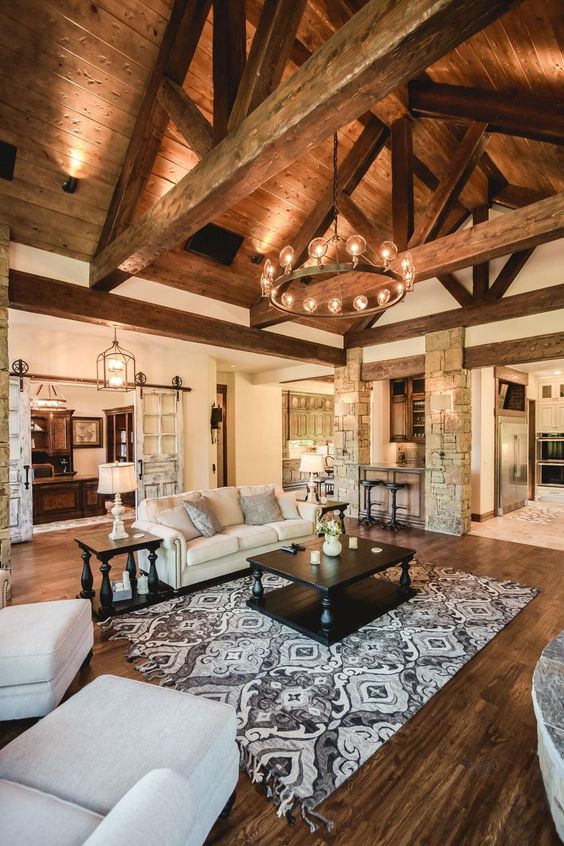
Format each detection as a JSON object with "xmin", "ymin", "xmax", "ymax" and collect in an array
[
  {"xmin": 212, "ymin": 0, "xmax": 246, "ymax": 144},
  {"xmin": 391, "ymin": 116, "xmax": 414, "ymax": 251},
  {"xmin": 409, "ymin": 80, "xmax": 564, "ymax": 146},
  {"xmin": 345, "ymin": 281, "xmax": 564, "ymax": 349},
  {"xmin": 484, "ymin": 249, "xmax": 535, "ymax": 302},
  {"xmin": 338, "ymin": 192, "xmax": 385, "ymax": 254},
  {"xmin": 8, "ymin": 271, "xmax": 345, "ymax": 368},
  {"xmin": 494, "ymin": 184, "xmax": 549, "ymax": 210},
  {"xmin": 472, "ymin": 204, "xmax": 489, "ymax": 300},
  {"xmin": 464, "ymin": 331, "xmax": 564, "ymax": 369},
  {"xmin": 409, "ymin": 122, "xmax": 490, "ymax": 247},
  {"xmin": 95, "ymin": 0, "xmax": 212, "ymax": 253},
  {"xmin": 90, "ymin": 0, "xmax": 523, "ymax": 291},
  {"xmin": 436, "ymin": 273, "xmax": 474, "ymax": 307},
  {"xmin": 228, "ymin": 0, "xmax": 307, "ymax": 132},
  {"xmin": 361, "ymin": 354, "xmax": 426, "ymax": 381},
  {"xmin": 157, "ymin": 78, "xmax": 213, "ymax": 160},
  {"xmin": 406, "ymin": 193, "xmax": 564, "ymax": 283}
]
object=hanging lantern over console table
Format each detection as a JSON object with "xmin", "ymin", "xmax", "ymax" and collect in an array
[{"xmin": 96, "ymin": 330, "xmax": 135, "ymax": 392}]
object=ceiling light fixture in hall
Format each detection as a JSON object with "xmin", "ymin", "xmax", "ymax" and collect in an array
[
  {"xmin": 259, "ymin": 132, "xmax": 415, "ymax": 319},
  {"xmin": 96, "ymin": 329, "xmax": 135, "ymax": 391}
]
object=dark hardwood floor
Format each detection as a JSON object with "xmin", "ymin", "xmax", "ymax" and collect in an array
[{"xmin": 3, "ymin": 521, "xmax": 561, "ymax": 845}]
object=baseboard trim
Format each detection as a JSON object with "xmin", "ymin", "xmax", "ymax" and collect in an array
[{"xmin": 471, "ymin": 510, "xmax": 495, "ymax": 522}]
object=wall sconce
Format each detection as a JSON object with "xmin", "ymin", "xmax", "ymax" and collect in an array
[
  {"xmin": 430, "ymin": 393, "xmax": 453, "ymax": 458},
  {"xmin": 62, "ymin": 176, "xmax": 79, "ymax": 193},
  {"xmin": 210, "ymin": 404, "xmax": 223, "ymax": 443}
]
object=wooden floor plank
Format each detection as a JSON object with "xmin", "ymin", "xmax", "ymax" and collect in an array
[{"xmin": 2, "ymin": 521, "xmax": 559, "ymax": 845}]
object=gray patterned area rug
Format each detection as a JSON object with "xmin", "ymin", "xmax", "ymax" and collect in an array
[{"xmin": 104, "ymin": 566, "xmax": 538, "ymax": 832}]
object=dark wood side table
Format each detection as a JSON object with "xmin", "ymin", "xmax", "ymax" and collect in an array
[
  {"xmin": 75, "ymin": 529, "xmax": 165, "ymax": 620},
  {"xmin": 302, "ymin": 499, "xmax": 349, "ymax": 533}
]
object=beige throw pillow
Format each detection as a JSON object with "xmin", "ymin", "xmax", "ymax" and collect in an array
[
  {"xmin": 276, "ymin": 492, "xmax": 300, "ymax": 520},
  {"xmin": 184, "ymin": 496, "xmax": 223, "ymax": 538},
  {"xmin": 155, "ymin": 506, "xmax": 201, "ymax": 541},
  {"xmin": 240, "ymin": 490, "xmax": 283, "ymax": 526}
]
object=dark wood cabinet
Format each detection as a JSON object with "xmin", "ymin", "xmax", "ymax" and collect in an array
[
  {"xmin": 32, "ymin": 476, "xmax": 105, "ymax": 524},
  {"xmin": 390, "ymin": 377, "xmax": 426, "ymax": 442},
  {"xmin": 31, "ymin": 410, "xmax": 74, "ymax": 474},
  {"xmin": 104, "ymin": 405, "xmax": 135, "ymax": 507}
]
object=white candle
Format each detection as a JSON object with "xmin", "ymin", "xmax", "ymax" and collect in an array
[
  {"xmin": 137, "ymin": 575, "xmax": 149, "ymax": 594},
  {"xmin": 348, "ymin": 536, "xmax": 358, "ymax": 549},
  {"xmin": 310, "ymin": 550, "xmax": 321, "ymax": 565}
]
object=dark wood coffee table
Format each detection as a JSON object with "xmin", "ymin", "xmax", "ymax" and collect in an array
[{"xmin": 246, "ymin": 537, "xmax": 416, "ymax": 645}]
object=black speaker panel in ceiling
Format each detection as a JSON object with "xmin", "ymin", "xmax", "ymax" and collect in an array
[
  {"xmin": 184, "ymin": 223, "xmax": 244, "ymax": 265},
  {"xmin": 0, "ymin": 140, "xmax": 16, "ymax": 181}
]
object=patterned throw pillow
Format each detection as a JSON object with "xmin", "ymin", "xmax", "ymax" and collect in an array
[
  {"xmin": 240, "ymin": 490, "xmax": 283, "ymax": 526},
  {"xmin": 184, "ymin": 496, "xmax": 223, "ymax": 538}
]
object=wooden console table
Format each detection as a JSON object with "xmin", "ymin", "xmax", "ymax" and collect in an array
[{"xmin": 75, "ymin": 530, "xmax": 168, "ymax": 620}]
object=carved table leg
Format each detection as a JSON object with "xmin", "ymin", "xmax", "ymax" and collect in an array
[
  {"xmin": 126, "ymin": 550, "xmax": 137, "ymax": 585},
  {"xmin": 147, "ymin": 548, "xmax": 159, "ymax": 595},
  {"xmin": 399, "ymin": 559, "xmax": 412, "ymax": 595},
  {"xmin": 251, "ymin": 567, "xmax": 264, "ymax": 601},
  {"xmin": 80, "ymin": 549, "xmax": 94, "ymax": 599},
  {"xmin": 337, "ymin": 507, "xmax": 346, "ymax": 534},
  {"xmin": 320, "ymin": 594, "xmax": 334, "ymax": 640},
  {"xmin": 98, "ymin": 556, "xmax": 114, "ymax": 618}
]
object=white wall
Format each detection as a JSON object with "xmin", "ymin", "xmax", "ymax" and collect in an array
[
  {"xmin": 471, "ymin": 368, "xmax": 495, "ymax": 516},
  {"xmin": 8, "ymin": 319, "xmax": 217, "ymax": 492},
  {"xmin": 228, "ymin": 373, "xmax": 283, "ymax": 486}
]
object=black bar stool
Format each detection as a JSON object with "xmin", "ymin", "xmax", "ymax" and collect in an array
[
  {"xmin": 359, "ymin": 479, "xmax": 382, "ymax": 526},
  {"xmin": 382, "ymin": 482, "xmax": 407, "ymax": 531}
]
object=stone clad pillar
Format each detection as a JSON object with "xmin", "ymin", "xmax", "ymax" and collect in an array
[
  {"xmin": 0, "ymin": 226, "xmax": 10, "ymax": 605},
  {"xmin": 333, "ymin": 348, "xmax": 370, "ymax": 517},
  {"xmin": 425, "ymin": 327, "xmax": 471, "ymax": 535}
]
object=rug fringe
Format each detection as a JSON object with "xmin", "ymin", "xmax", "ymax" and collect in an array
[{"xmin": 239, "ymin": 745, "xmax": 333, "ymax": 834}]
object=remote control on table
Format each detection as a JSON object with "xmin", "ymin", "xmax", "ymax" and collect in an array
[
  {"xmin": 291, "ymin": 543, "xmax": 306, "ymax": 551},
  {"xmin": 280, "ymin": 545, "xmax": 298, "ymax": 554}
]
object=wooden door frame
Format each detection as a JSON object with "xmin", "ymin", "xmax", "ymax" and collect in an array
[
  {"xmin": 528, "ymin": 399, "xmax": 536, "ymax": 501},
  {"xmin": 216, "ymin": 384, "xmax": 228, "ymax": 487}
]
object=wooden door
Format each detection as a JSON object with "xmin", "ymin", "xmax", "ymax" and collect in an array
[
  {"xmin": 135, "ymin": 388, "xmax": 184, "ymax": 503},
  {"xmin": 9, "ymin": 377, "xmax": 32, "ymax": 543}
]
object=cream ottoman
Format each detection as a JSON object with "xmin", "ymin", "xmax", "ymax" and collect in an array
[{"xmin": 0, "ymin": 598, "xmax": 93, "ymax": 720}]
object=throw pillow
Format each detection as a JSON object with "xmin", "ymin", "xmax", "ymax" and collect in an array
[
  {"xmin": 184, "ymin": 496, "xmax": 223, "ymax": 538},
  {"xmin": 200, "ymin": 486, "xmax": 244, "ymax": 527},
  {"xmin": 155, "ymin": 506, "xmax": 201, "ymax": 541},
  {"xmin": 240, "ymin": 490, "xmax": 283, "ymax": 526},
  {"xmin": 276, "ymin": 492, "xmax": 300, "ymax": 520}
]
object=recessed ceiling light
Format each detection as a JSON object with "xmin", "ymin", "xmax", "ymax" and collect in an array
[{"xmin": 554, "ymin": 370, "xmax": 562, "ymax": 375}]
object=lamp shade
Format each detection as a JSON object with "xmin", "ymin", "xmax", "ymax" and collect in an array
[
  {"xmin": 430, "ymin": 393, "xmax": 452, "ymax": 412},
  {"xmin": 299, "ymin": 453, "xmax": 325, "ymax": 474},
  {"xmin": 97, "ymin": 462, "xmax": 136, "ymax": 495}
]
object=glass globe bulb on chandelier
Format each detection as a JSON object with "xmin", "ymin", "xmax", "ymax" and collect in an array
[{"xmin": 259, "ymin": 132, "xmax": 415, "ymax": 319}]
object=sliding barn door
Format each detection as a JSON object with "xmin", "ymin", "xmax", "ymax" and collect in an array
[
  {"xmin": 9, "ymin": 377, "xmax": 32, "ymax": 543},
  {"xmin": 135, "ymin": 388, "xmax": 184, "ymax": 503}
]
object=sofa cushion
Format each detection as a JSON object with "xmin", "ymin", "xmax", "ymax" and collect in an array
[
  {"xmin": 223, "ymin": 524, "xmax": 278, "ymax": 551},
  {"xmin": 0, "ymin": 599, "xmax": 92, "ymax": 687},
  {"xmin": 267, "ymin": 518, "xmax": 313, "ymax": 541},
  {"xmin": 200, "ymin": 487, "xmax": 244, "ymax": 528},
  {"xmin": 238, "ymin": 483, "xmax": 284, "ymax": 497},
  {"xmin": 185, "ymin": 534, "xmax": 238, "ymax": 566},
  {"xmin": 155, "ymin": 506, "xmax": 200, "ymax": 541},
  {"xmin": 276, "ymin": 491, "xmax": 300, "ymax": 520},
  {"xmin": 0, "ymin": 779, "xmax": 103, "ymax": 846},
  {"xmin": 185, "ymin": 496, "xmax": 223, "ymax": 537},
  {"xmin": 240, "ymin": 490, "xmax": 282, "ymax": 526}
]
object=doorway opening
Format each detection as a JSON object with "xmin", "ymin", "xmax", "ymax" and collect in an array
[{"xmin": 216, "ymin": 384, "xmax": 228, "ymax": 487}]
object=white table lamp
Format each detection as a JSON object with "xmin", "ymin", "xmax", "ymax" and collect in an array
[
  {"xmin": 98, "ymin": 462, "xmax": 136, "ymax": 541},
  {"xmin": 299, "ymin": 453, "xmax": 326, "ymax": 503}
]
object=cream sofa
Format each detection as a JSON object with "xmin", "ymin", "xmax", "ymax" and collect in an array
[{"xmin": 133, "ymin": 484, "xmax": 320, "ymax": 591}]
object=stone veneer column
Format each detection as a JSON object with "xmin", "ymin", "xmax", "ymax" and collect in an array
[
  {"xmin": 333, "ymin": 348, "xmax": 370, "ymax": 518},
  {"xmin": 425, "ymin": 327, "xmax": 471, "ymax": 535},
  {"xmin": 0, "ymin": 226, "xmax": 10, "ymax": 603}
]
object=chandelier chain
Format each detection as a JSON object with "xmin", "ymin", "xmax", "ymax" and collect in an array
[{"xmin": 332, "ymin": 132, "xmax": 339, "ymax": 241}]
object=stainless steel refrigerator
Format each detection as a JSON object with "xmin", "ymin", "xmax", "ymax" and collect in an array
[{"xmin": 498, "ymin": 417, "xmax": 528, "ymax": 515}]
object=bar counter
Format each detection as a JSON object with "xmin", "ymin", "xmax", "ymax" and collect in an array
[
  {"xmin": 33, "ymin": 474, "xmax": 106, "ymax": 524},
  {"xmin": 358, "ymin": 464, "xmax": 427, "ymax": 528}
]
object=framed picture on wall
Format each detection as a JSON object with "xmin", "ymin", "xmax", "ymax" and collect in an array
[{"xmin": 72, "ymin": 417, "xmax": 103, "ymax": 449}]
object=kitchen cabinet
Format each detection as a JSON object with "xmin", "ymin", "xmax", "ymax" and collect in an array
[
  {"xmin": 538, "ymin": 404, "xmax": 564, "ymax": 431},
  {"xmin": 538, "ymin": 380, "xmax": 564, "ymax": 402},
  {"xmin": 390, "ymin": 377, "xmax": 425, "ymax": 442},
  {"xmin": 284, "ymin": 392, "xmax": 334, "ymax": 444}
]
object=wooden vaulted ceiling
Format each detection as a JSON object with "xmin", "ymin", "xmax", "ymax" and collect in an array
[{"xmin": 1, "ymin": 0, "xmax": 563, "ymax": 340}]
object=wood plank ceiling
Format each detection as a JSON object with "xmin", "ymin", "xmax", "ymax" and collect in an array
[{"xmin": 0, "ymin": 0, "xmax": 563, "ymax": 335}]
